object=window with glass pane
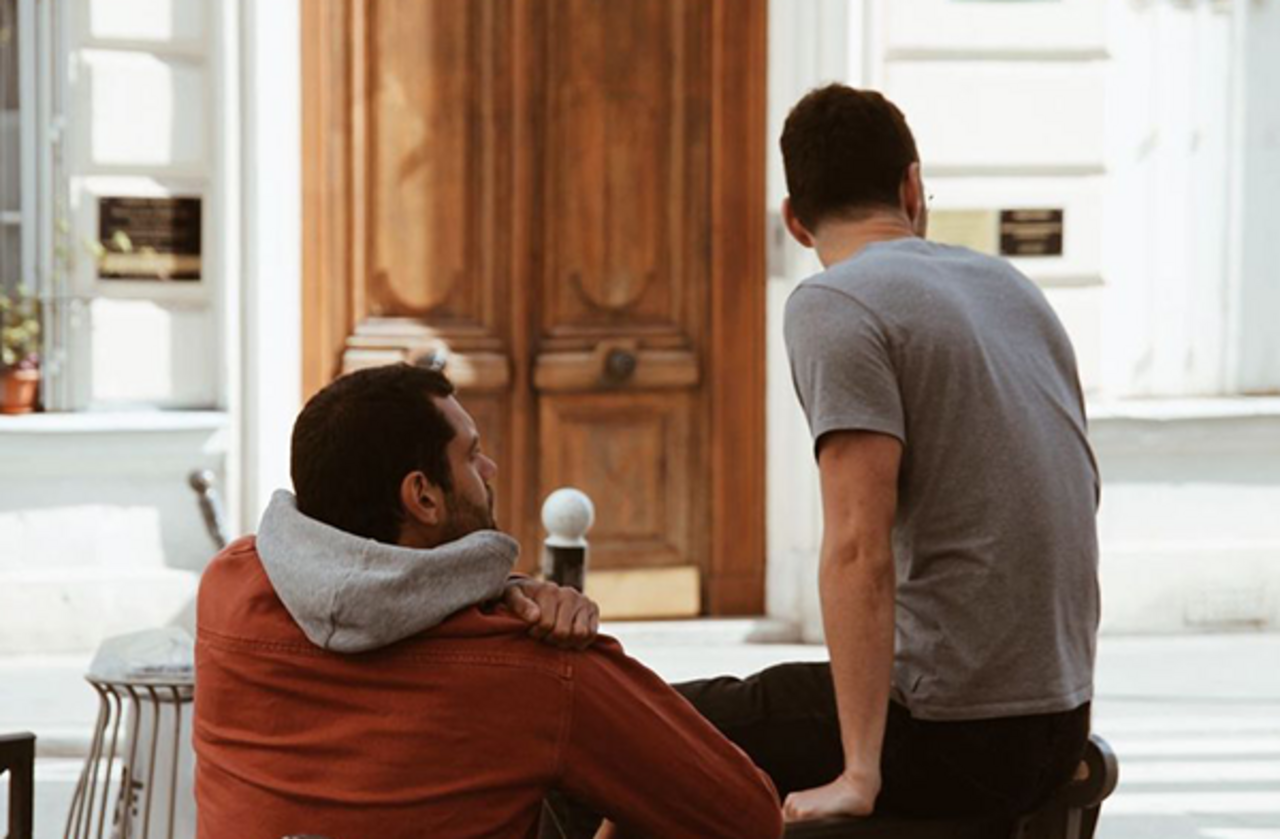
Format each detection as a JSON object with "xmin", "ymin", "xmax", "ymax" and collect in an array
[{"xmin": 1, "ymin": 0, "xmax": 21, "ymax": 292}]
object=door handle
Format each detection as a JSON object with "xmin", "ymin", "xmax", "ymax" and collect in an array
[
  {"xmin": 602, "ymin": 348, "xmax": 638, "ymax": 384},
  {"xmin": 533, "ymin": 346, "xmax": 698, "ymax": 392}
]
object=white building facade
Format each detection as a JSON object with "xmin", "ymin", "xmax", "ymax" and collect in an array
[
  {"xmin": 0, "ymin": 0, "xmax": 297, "ymax": 653},
  {"xmin": 767, "ymin": 0, "xmax": 1280, "ymax": 639},
  {"xmin": 1, "ymin": 0, "xmax": 1279, "ymax": 654}
]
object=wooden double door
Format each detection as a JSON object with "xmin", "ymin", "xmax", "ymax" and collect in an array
[{"xmin": 302, "ymin": 0, "xmax": 765, "ymax": 615}]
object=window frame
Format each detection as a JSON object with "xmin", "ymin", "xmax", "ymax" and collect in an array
[
  {"xmin": 9, "ymin": 0, "xmax": 226, "ymax": 412},
  {"xmin": 1, "ymin": 0, "xmax": 35, "ymax": 292}
]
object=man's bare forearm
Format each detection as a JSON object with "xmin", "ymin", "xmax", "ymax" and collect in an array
[
  {"xmin": 819, "ymin": 537, "xmax": 896, "ymax": 792},
  {"xmin": 781, "ymin": 430, "xmax": 901, "ymax": 821}
]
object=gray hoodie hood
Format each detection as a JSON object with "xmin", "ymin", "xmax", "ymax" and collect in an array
[{"xmin": 256, "ymin": 490, "xmax": 519, "ymax": 653}]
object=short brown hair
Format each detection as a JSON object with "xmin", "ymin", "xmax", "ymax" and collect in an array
[
  {"xmin": 291, "ymin": 364, "xmax": 457, "ymax": 544},
  {"xmin": 780, "ymin": 84, "xmax": 920, "ymax": 231}
]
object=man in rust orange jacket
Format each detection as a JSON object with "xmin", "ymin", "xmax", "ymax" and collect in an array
[{"xmin": 194, "ymin": 364, "xmax": 782, "ymax": 839}]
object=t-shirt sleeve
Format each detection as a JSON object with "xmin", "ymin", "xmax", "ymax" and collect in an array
[
  {"xmin": 784, "ymin": 284, "xmax": 905, "ymax": 453},
  {"xmin": 559, "ymin": 638, "xmax": 783, "ymax": 839}
]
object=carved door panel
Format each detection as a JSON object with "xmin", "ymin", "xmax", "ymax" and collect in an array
[
  {"xmin": 530, "ymin": 0, "xmax": 710, "ymax": 588},
  {"xmin": 338, "ymin": 0, "xmax": 532, "ymax": 553},
  {"xmin": 302, "ymin": 0, "xmax": 766, "ymax": 615}
]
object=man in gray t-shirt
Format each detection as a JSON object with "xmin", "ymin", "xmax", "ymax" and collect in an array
[
  {"xmin": 669, "ymin": 84, "xmax": 1100, "ymax": 828},
  {"xmin": 786, "ymin": 237, "xmax": 1099, "ymax": 724}
]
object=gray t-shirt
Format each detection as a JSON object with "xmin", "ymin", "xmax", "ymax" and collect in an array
[{"xmin": 785, "ymin": 237, "xmax": 1099, "ymax": 721}]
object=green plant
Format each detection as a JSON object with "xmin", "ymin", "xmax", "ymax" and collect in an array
[{"xmin": 0, "ymin": 286, "xmax": 40, "ymax": 371}]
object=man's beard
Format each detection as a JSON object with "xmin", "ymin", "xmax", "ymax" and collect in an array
[{"xmin": 440, "ymin": 484, "xmax": 497, "ymax": 543}]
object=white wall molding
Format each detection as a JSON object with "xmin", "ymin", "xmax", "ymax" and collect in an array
[
  {"xmin": 237, "ymin": 0, "xmax": 301, "ymax": 529},
  {"xmin": 1228, "ymin": 0, "xmax": 1280, "ymax": 394},
  {"xmin": 0, "ymin": 412, "xmax": 228, "ymax": 476},
  {"xmin": 764, "ymin": 0, "xmax": 857, "ymax": 638}
]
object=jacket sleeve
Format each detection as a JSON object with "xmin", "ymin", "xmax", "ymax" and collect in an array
[{"xmin": 558, "ymin": 638, "xmax": 783, "ymax": 839}]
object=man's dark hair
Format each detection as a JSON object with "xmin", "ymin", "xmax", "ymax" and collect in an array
[
  {"xmin": 291, "ymin": 364, "xmax": 457, "ymax": 544},
  {"xmin": 780, "ymin": 84, "xmax": 920, "ymax": 232}
]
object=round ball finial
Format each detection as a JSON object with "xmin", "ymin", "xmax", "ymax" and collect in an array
[
  {"xmin": 188, "ymin": 469, "xmax": 215, "ymax": 493},
  {"xmin": 542, "ymin": 488, "xmax": 595, "ymax": 548}
]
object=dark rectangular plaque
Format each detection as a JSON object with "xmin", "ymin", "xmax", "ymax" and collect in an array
[
  {"xmin": 999, "ymin": 209, "xmax": 1064, "ymax": 258},
  {"xmin": 98, "ymin": 196, "xmax": 202, "ymax": 281}
]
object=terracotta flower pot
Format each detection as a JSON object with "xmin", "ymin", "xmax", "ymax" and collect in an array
[{"xmin": 0, "ymin": 368, "xmax": 40, "ymax": 415}]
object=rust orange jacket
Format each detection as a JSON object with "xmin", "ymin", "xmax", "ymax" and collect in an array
[{"xmin": 194, "ymin": 537, "xmax": 783, "ymax": 839}]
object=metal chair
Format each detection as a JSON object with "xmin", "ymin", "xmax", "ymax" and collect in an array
[
  {"xmin": 64, "ymin": 677, "xmax": 194, "ymax": 839},
  {"xmin": 0, "ymin": 732, "xmax": 35, "ymax": 839}
]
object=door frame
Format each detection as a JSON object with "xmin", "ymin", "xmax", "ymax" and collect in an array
[{"xmin": 300, "ymin": 0, "xmax": 767, "ymax": 615}]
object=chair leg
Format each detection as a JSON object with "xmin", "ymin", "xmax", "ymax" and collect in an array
[
  {"xmin": 1, "ymin": 733, "xmax": 36, "ymax": 839},
  {"xmin": 1028, "ymin": 802, "xmax": 1100, "ymax": 839},
  {"xmin": 1078, "ymin": 805, "xmax": 1101, "ymax": 839}
]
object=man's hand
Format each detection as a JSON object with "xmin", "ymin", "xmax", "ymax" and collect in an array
[
  {"xmin": 503, "ymin": 579, "xmax": 600, "ymax": 650},
  {"xmin": 782, "ymin": 770, "xmax": 880, "ymax": 822}
]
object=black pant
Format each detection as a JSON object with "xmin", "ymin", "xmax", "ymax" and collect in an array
[
  {"xmin": 542, "ymin": 662, "xmax": 1090, "ymax": 837},
  {"xmin": 677, "ymin": 662, "xmax": 1089, "ymax": 818}
]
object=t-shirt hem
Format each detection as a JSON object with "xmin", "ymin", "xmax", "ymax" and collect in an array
[
  {"xmin": 901, "ymin": 684, "xmax": 1094, "ymax": 722},
  {"xmin": 811, "ymin": 414, "xmax": 906, "ymax": 454}
]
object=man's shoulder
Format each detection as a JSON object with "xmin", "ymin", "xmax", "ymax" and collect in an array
[
  {"xmin": 835, "ymin": 239, "xmax": 1011, "ymax": 288},
  {"xmin": 784, "ymin": 256, "xmax": 919, "ymax": 334},
  {"xmin": 197, "ymin": 535, "xmax": 267, "ymax": 616},
  {"xmin": 789, "ymin": 241, "xmax": 937, "ymax": 305},
  {"xmin": 784, "ymin": 275, "xmax": 872, "ymax": 325},
  {"xmin": 793, "ymin": 241, "xmax": 1035, "ymax": 321},
  {"xmin": 197, "ymin": 536, "xmax": 315, "ymax": 649},
  {"xmin": 196, "ymin": 539, "xmax": 568, "ymax": 670}
]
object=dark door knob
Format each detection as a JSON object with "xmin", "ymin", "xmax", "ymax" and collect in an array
[{"xmin": 603, "ymin": 348, "xmax": 638, "ymax": 384}]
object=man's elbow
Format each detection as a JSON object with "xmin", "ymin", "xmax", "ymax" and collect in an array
[{"xmin": 820, "ymin": 533, "xmax": 893, "ymax": 575}]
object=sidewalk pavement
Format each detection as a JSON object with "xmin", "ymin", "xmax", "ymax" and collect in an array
[{"xmin": 3, "ymin": 630, "xmax": 1279, "ymax": 839}]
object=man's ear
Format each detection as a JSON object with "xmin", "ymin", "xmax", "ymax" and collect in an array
[
  {"xmin": 901, "ymin": 162, "xmax": 928, "ymax": 236},
  {"xmin": 782, "ymin": 197, "xmax": 816, "ymax": 249},
  {"xmin": 400, "ymin": 471, "xmax": 444, "ymax": 529}
]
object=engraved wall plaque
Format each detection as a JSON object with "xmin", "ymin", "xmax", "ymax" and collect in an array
[
  {"xmin": 98, "ymin": 196, "xmax": 202, "ymax": 281},
  {"xmin": 999, "ymin": 208, "xmax": 1064, "ymax": 257}
]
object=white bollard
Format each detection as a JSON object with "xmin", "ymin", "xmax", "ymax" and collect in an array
[{"xmin": 540, "ymin": 488, "xmax": 595, "ymax": 591}]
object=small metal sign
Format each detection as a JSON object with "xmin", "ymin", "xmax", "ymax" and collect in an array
[
  {"xmin": 999, "ymin": 209, "xmax": 1064, "ymax": 258},
  {"xmin": 98, "ymin": 196, "xmax": 202, "ymax": 281}
]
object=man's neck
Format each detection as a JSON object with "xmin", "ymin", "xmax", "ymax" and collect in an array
[{"xmin": 812, "ymin": 214, "xmax": 919, "ymax": 269}]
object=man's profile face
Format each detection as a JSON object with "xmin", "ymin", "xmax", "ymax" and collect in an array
[{"xmin": 434, "ymin": 394, "xmax": 499, "ymax": 541}]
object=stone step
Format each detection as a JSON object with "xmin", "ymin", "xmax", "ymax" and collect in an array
[
  {"xmin": 603, "ymin": 616, "xmax": 802, "ymax": 646},
  {"xmin": 0, "ymin": 568, "xmax": 197, "ymax": 654},
  {"xmin": 0, "ymin": 653, "xmax": 98, "ymax": 762}
]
